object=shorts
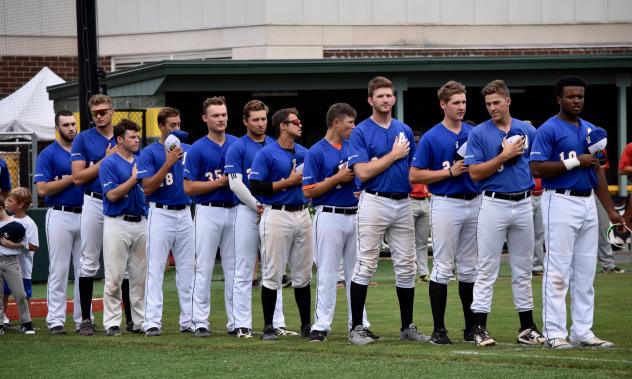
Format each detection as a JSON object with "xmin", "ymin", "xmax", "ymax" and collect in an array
[{"xmin": 3, "ymin": 278, "xmax": 32, "ymax": 299}]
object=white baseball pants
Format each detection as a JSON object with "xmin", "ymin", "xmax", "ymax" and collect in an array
[
  {"xmin": 352, "ymin": 192, "xmax": 416, "ymax": 288},
  {"xmin": 312, "ymin": 206, "xmax": 369, "ymax": 332},
  {"xmin": 259, "ymin": 207, "xmax": 313, "ymax": 291},
  {"xmin": 78, "ymin": 194, "xmax": 104, "ymax": 277},
  {"xmin": 429, "ymin": 195, "xmax": 480, "ymax": 284},
  {"xmin": 542, "ymin": 191, "xmax": 598, "ymax": 341},
  {"xmin": 102, "ymin": 217, "xmax": 147, "ymax": 330},
  {"xmin": 191, "ymin": 205, "xmax": 236, "ymax": 331},
  {"xmin": 45, "ymin": 208, "xmax": 83, "ymax": 329},
  {"xmin": 232, "ymin": 204, "xmax": 287, "ymax": 330},
  {"xmin": 411, "ymin": 198, "xmax": 430, "ymax": 277},
  {"xmin": 532, "ymin": 195, "xmax": 545, "ymax": 272},
  {"xmin": 471, "ymin": 195, "xmax": 534, "ymax": 314},
  {"xmin": 143, "ymin": 205, "xmax": 195, "ymax": 331}
]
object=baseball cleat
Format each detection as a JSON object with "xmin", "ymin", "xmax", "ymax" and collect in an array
[
  {"xmin": 145, "ymin": 327, "xmax": 162, "ymax": 337},
  {"xmin": 400, "ymin": 323, "xmax": 430, "ymax": 342},
  {"xmin": 364, "ymin": 328, "xmax": 380, "ymax": 340},
  {"xmin": 126, "ymin": 321, "xmax": 134, "ymax": 332},
  {"xmin": 300, "ymin": 324, "xmax": 312, "ymax": 338},
  {"xmin": 419, "ymin": 275, "xmax": 430, "ymax": 282},
  {"xmin": 430, "ymin": 327, "xmax": 453, "ymax": 345},
  {"xmin": 261, "ymin": 324, "xmax": 279, "ymax": 341},
  {"xmin": 21, "ymin": 322, "xmax": 35, "ymax": 335},
  {"xmin": 193, "ymin": 327, "xmax": 210, "ymax": 338},
  {"xmin": 236, "ymin": 328, "xmax": 253, "ymax": 339},
  {"xmin": 349, "ymin": 325, "xmax": 375, "ymax": 345},
  {"xmin": 517, "ymin": 327, "xmax": 545, "ymax": 345},
  {"xmin": 571, "ymin": 336, "xmax": 614, "ymax": 348},
  {"xmin": 0, "ymin": 325, "xmax": 4, "ymax": 335},
  {"xmin": 473, "ymin": 325, "xmax": 496, "ymax": 346},
  {"xmin": 105, "ymin": 326, "xmax": 121, "ymax": 337},
  {"xmin": 463, "ymin": 328, "xmax": 476, "ymax": 342},
  {"xmin": 180, "ymin": 327, "xmax": 194, "ymax": 334},
  {"xmin": 49, "ymin": 325, "xmax": 67, "ymax": 335},
  {"xmin": 309, "ymin": 330, "xmax": 327, "ymax": 343},
  {"xmin": 79, "ymin": 319, "xmax": 94, "ymax": 336},
  {"xmin": 601, "ymin": 266, "xmax": 625, "ymax": 274},
  {"xmin": 544, "ymin": 338, "xmax": 573, "ymax": 349},
  {"xmin": 227, "ymin": 329, "xmax": 238, "ymax": 336},
  {"xmin": 531, "ymin": 270, "xmax": 544, "ymax": 276},
  {"xmin": 274, "ymin": 327, "xmax": 299, "ymax": 336}
]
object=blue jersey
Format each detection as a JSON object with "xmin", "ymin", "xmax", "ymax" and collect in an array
[
  {"xmin": 464, "ymin": 118, "xmax": 536, "ymax": 193},
  {"xmin": 348, "ymin": 117, "xmax": 415, "ymax": 193},
  {"xmin": 34, "ymin": 141, "xmax": 83, "ymax": 207},
  {"xmin": 183, "ymin": 134, "xmax": 238, "ymax": 204},
  {"xmin": 249, "ymin": 140, "xmax": 308, "ymax": 206},
  {"xmin": 412, "ymin": 123, "xmax": 479, "ymax": 195},
  {"xmin": 136, "ymin": 141, "xmax": 191, "ymax": 206},
  {"xmin": 99, "ymin": 153, "xmax": 147, "ymax": 217},
  {"xmin": 71, "ymin": 127, "xmax": 117, "ymax": 193},
  {"xmin": 0, "ymin": 158, "xmax": 10, "ymax": 192},
  {"xmin": 530, "ymin": 116, "xmax": 598, "ymax": 191},
  {"xmin": 303, "ymin": 138, "xmax": 358, "ymax": 207},
  {"xmin": 224, "ymin": 135, "xmax": 275, "ymax": 204}
]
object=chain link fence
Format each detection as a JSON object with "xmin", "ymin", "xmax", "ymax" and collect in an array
[
  {"xmin": 111, "ymin": 109, "xmax": 148, "ymax": 146},
  {"xmin": 0, "ymin": 133, "xmax": 38, "ymax": 205}
]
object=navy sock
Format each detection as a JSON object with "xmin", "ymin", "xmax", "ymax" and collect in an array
[
  {"xmin": 261, "ymin": 285, "xmax": 277, "ymax": 327},
  {"xmin": 429, "ymin": 281, "xmax": 448, "ymax": 331},
  {"xmin": 350, "ymin": 281, "xmax": 368, "ymax": 329},
  {"xmin": 293, "ymin": 284, "xmax": 311, "ymax": 327},
  {"xmin": 473, "ymin": 312, "xmax": 487, "ymax": 328},
  {"xmin": 79, "ymin": 277, "xmax": 94, "ymax": 321},
  {"xmin": 458, "ymin": 281, "xmax": 475, "ymax": 332},
  {"xmin": 518, "ymin": 310, "xmax": 535, "ymax": 331},
  {"xmin": 121, "ymin": 278, "xmax": 132, "ymax": 324},
  {"xmin": 396, "ymin": 286, "xmax": 415, "ymax": 331}
]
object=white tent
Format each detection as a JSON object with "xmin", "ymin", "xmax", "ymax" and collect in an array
[{"xmin": 0, "ymin": 67, "xmax": 65, "ymax": 141}]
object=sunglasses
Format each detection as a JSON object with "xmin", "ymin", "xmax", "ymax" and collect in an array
[
  {"xmin": 284, "ymin": 118, "xmax": 301, "ymax": 126},
  {"xmin": 91, "ymin": 108, "xmax": 112, "ymax": 118}
]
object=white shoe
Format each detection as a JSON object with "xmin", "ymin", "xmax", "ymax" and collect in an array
[
  {"xmin": 349, "ymin": 325, "xmax": 375, "ymax": 345},
  {"xmin": 571, "ymin": 336, "xmax": 614, "ymax": 348},
  {"xmin": 274, "ymin": 327, "xmax": 299, "ymax": 336},
  {"xmin": 517, "ymin": 327, "xmax": 545, "ymax": 345},
  {"xmin": 544, "ymin": 338, "xmax": 573, "ymax": 349}
]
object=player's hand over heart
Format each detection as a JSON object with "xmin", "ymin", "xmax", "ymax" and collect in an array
[
  {"xmin": 500, "ymin": 137, "xmax": 524, "ymax": 161},
  {"xmin": 389, "ymin": 137, "xmax": 410, "ymax": 161},
  {"xmin": 286, "ymin": 163, "xmax": 303, "ymax": 186},
  {"xmin": 165, "ymin": 146, "xmax": 183, "ymax": 166},
  {"xmin": 335, "ymin": 166, "xmax": 355, "ymax": 184},
  {"xmin": 577, "ymin": 154, "xmax": 598, "ymax": 168},
  {"xmin": 451, "ymin": 160, "xmax": 468, "ymax": 176},
  {"xmin": 105, "ymin": 144, "xmax": 118, "ymax": 157}
]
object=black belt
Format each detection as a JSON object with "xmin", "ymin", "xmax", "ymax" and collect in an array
[
  {"xmin": 322, "ymin": 206, "xmax": 357, "ymax": 215},
  {"xmin": 366, "ymin": 190, "xmax": 409, "ymax": 200},
  {"xmin": 410, "ymin": 196, "xmax": 429, "ymax": 201},
  {"xmin": 85, "ymin": 191, "xmax": 103, "ymax": 200},
  {"xmin": 199, "ymin": 201, "xmax": 235, "ymax": 208},
  {"xmin": 52, "ymin": 205, "xmax": 82, "ymax": 213},
  {"xmin": 271, "ymin": 204, "xmax": 308, "ymax": 212},
  {"xmin": 154, "ymin": 203, "xmax": 187, "ymax": 210},
  {"xmin": 111, "ymin": 215, "xmax": 144, "ymax": 223},
  {"xmin": 484, "ymin": 191, "xmax": 530, "ymax": 201},
  {"xmin": 554, "ymin": 189, "xmax": 592, "ymax": 197},
  {"xmin": 435, "ymin": 193, "xmax": 478, "ymax": 200}
]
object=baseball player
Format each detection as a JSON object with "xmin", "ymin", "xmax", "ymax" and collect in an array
[
  {"xmin": 137, "ymin": 107, "xmax": 195, "ymax": 336},
  {"xmin": 347, "ymin": 76, "xmax": 426, "ymax": 345},
  {"xmin": 224, "ymin": 100, "xmax": 295, "ymax": 339},
  {"xmin": 71, "ymin": 94, "xmax": 117, "ymax": 335},
  {"xmin": 99, "ymin": 119, "xmax": 147, "ymax": 336},
  {"xmin": 303, "ymin": 103, "xmax": 373, "ymax": 343},
  {"xmin": 0, "ymin": 156, "xmax": 10, "ymax": 198},
  {"xmin": 249, "ymin": 108, "xmax": 313, "ymax": 340},
  {"xmin": 409, "ymin": 80, "xmax": 479, "ymax": 344},
  {"xmin": 34, "ymin": 111, "xmax": 83, "ymax": 334},
  {"xmin": 464, "ymin": 79, "xmax": 544, "ymax": 347},
  {"xmin": 530, "ymin": 76, "xmax": 623, "ymax": 349},
  {"xmin": 184, "ymin": 96, "xmax": 238, "ymax": 338}
]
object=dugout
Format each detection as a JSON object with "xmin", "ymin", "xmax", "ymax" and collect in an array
[{"xmin": 48, "ymin": 55, "xmax": 632, "ymax": 195}]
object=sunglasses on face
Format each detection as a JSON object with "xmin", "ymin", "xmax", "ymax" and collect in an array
[
  {"xmin": 91, "ymin": 108, "xmax": 111, "ymax": 118},
  {"xmin": 284, "ymin": 118, "xmax": 301, "ymax": 126}
]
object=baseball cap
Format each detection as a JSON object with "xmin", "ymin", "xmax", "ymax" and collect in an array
[
  {"xmin": 0, "ymin": 221, "xmax": 25, "ymax": 243},
  {"xmin": 586, "ymin": 127, "xmax": 607, "ymax": 155}
]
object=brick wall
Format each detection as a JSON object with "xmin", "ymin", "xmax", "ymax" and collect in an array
[
  {"xmin": 324, "ymin": 47, "xmax": 632, "ymax": 59},
  {"xmin": 0, "ymin": 56, "xmax": 111, "ymax": 99}
]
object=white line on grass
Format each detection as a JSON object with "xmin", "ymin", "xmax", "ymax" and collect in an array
[{"xmin": 453, "ymin": 350, "xmax": 632, "ymax": 364}]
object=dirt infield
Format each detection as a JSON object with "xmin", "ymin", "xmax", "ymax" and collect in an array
[{"xmin": 5, "ymin": 298, "xmax": 104, "ymax": 319}]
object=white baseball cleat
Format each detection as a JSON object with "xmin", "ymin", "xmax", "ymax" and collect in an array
[
  {"xmin": 473, "ymin": 325, "xmax": 496, "ymax": 347},
  {"xmin": 517, "ymin": 327, "xmax": 546, "ymax": 345},
  {"xmin": 544, "ymin": 338, "xmax": 573, "ymax": 349},
  {"xmin": 236, "ymin": 327, "xmax": 253, "ymax": 339},
  {"xmin": 571, "ymin": 336, "xmax": 614, "ymax": 348},
  {"xmin": 274, "ymin": 327, "xmax": 299, "ymax": 336}
]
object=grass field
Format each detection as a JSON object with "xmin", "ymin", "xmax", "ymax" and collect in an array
[{"xmin": 1, "ymin": 257, "xmax": 632, "ymax": 378}]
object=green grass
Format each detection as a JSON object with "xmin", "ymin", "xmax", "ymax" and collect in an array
[{"xmin": 2, "ymin": 259, "xmax": 632, "ymax": 378}]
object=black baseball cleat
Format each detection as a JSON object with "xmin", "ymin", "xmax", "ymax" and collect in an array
[
  {"xmin": 79, "ymin": 319, "xmax": 94, "ymax": 336},
  {"xmin": 364, "ymin": 328, "xmax": 381, "ymax": 340},
  {"xmin": 309, "ymin": 330, "xmax": 327, "ymax": 343},
  {"xmin": 180, "ymin": 327, "xmax": 194, "ymax": 334},
  {"xmin": 105, "ymin": 326, "xmax": 121, "ymax": 337},
  {"xmin": 145, "ymin": 327, "xmax": 162, "ymax": 337},
  {"xmin": 193, "ymin": 327, "xmax": 210, "ymax": 338},
  {"xmin": 49, "ymin": 325, "xmax": 67, "ymax": 335},
  {"xmin": 227, "ymin": 329, "xmax": 238, "ymax": 336},
  {"xmin": 300, "ymin": 324, "xmax": 312, "ymax": 338},
  {"xmin": 463, "ymin": 327, "xmax": 476, "ymax": 342},
  {"xmin": 430, "ymin": 327, "xmax": 452, "ymax": 345},
  {"xmin": 261, "ymin": 324, "xmax": 278, "ymax": 341}
]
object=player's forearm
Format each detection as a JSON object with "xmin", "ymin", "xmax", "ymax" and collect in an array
[
  {"xmin": 409, "ymin": 167, "xmax": 450, "ymax": 185},
  {"xmin": 36, "ymin": 176, "xmax": 74, "ymax": 197},
  {"xmin": 105, "ymin": 176, "xmax": 138, "ymax": 202},
  {"xmin": 183, "ymin": 179, "xmax": 226, "ymax": 196},
  {"xmin": 594, "ymin": 166, "xmax": 616, "ymax": 212},
  {"xmin": 71, "ymin": 161, "xmax": 100, "ymax": 186},
  {"xmin": 272, "ymin": 178, "xmax": 298, "ymax": 193},
  {"xmin": 303, "ymin": 176, "xmax": 340, "ymax": 198},
  {"xmin": 468, "ymin": 155, "xmax": 506, "ymax": 182},
  {"xmin": 353, "ymin": 155, "xmax": 396, "ymax": 182},
  {"xmin": 228, "ymin": 174, "xmax": 259, "ymax": 211},
  {"xmin": 530, "ymin": 161, "xmax": 567, "ymax": 178},
  {"xmin": 141, "ymin": 164, "xmax": 172, "ymax": 196}
]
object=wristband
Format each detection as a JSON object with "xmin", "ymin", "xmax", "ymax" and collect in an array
[
  {"xmin": 562, "ymin": 157, "xmax": 580, "ymax": 171},
  {"xmin": 448, "ymin": 167, "xmax": 453, "ymax": 177}
]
